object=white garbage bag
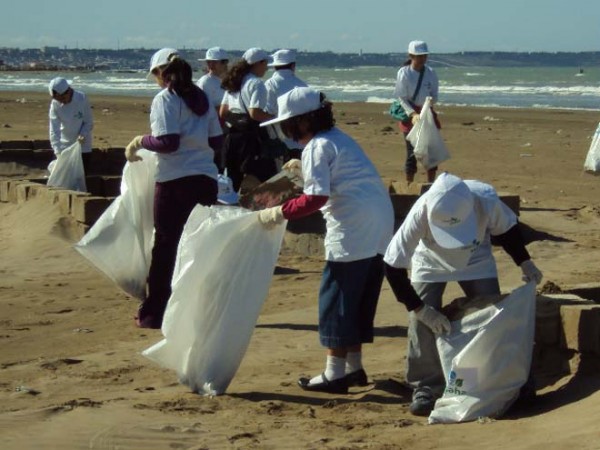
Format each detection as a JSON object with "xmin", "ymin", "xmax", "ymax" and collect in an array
[
  {"xmin": 428, "ymin": 282, "xmax": 536, "ymax": 424},
  {"xmin": 143, "ymin": 205, "xmax": 286, "ymax": 395},
  {"xmin": 406, "ymin": 96, "xmax": 450, "ymax": 170},
  {"xmin": 583, "ymin": 122, "xmax": 600, "ymax": 175},
  {"xmin": 47, "ymin": 141, "xmax": 87, "ymax": 192},
  {"xmin": 74, "ymin": 149, "xmax": 156, "ymax": 299}
]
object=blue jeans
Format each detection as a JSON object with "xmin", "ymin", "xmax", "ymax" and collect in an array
[{"xmin": 318, "ymin": 255, "xmax": 384, "ymax": 348}]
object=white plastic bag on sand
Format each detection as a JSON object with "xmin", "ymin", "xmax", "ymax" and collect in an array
[
  {"xmin": 583, "ymin": 122, "xmax": 600, "ymax": 174},
  {"xmin": 406, "ymin": 96, "xmax": 450, "ymax": 170},
  {"xmin": 75, "ymin": 149, "xmax": 156, "ymax": 299},
  {"xmin": 143, "ymin": 205, "xmax": 286, "ymax": 395},
  {"xmin": 428, "ymin": 282, "xmax": 536, "ymax": 424},
  {"xmin": 47, "ymin": 141, "xmax": 87, "ymax": 192}
]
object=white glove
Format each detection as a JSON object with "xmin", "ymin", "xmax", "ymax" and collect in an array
[
  {"xmin": 282, "ymin": 158, "xmax": 302, "ymax": 178},
  {"xmin": 257, "ymin": 206, "xmax": 285, "ymax": 229},
  {"xmin": 520, "ymin": 260, "xmax": 543, "ymax": 285},
  {"xmin": 415, "ymin": 305, "xmax": 451, "ymax": 335},
  {"xmin": 411, "ymin": 113, "xmax": 420, "ymax": 126},
  {"xmin": 77, "ymin": 135, "xmax": 85, "ymax": 144},
  {"xmin": 125, "ymin": 135, "xmax": 144, "ymax": 162}
]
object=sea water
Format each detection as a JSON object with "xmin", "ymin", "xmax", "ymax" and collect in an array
[{"xmin": 1, "ymin": 66, "xmax": 598, "ymax": 110}]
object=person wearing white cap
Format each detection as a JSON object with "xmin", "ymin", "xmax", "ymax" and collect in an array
[
  {"xmin": 219, "ymin": 47, "xmax": 276, "ymax": 191},
  {"xmin": 48, "ymin": 77, "xmax": 94, "ymax": 173},
  {"xmin": 383, "ymin": 172, "xmax": 543, "ymax": 416},
  {"xmin": 257, "ymin": 87, "xmax": 394, "ymax": 394},
  {"xmin": 393, "ymin": 40, "xmax": 440, "ymax": 184},
  {"xmin": 197, "ymin": 47, "xmax": 229, "ymax": 111},
  {"xmin": 125, "ymin": 48, "xmax": 222, "ymax": 328},
  {"xmin": 264, "ymin": 49, "xmax": 308, "ymax": 160}
]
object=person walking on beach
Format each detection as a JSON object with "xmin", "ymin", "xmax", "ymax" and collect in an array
[
  {"xmin": 393, "ymin": 40, "xmax": 440, "ymax": 184},
  {"xmin": 257, "ymin": 87, "xmax": 394, "ymax": 394},
  {"xmin": 48, "ymin": 77, "xmax": 94, "ymax": 174},
  {"xmin": 125, "ymin": 48, "xmax": 222, "ymax": 328},
  {"xmin": 383, "ymin": 172, "xmax": 543, "ymax": 416},
  {"xmin": 219, "ymin": 47, "xmax": 275, "ymax": 192},
  {"xmin": 197, "ymin": 47, "xmax": 229, "ymax": 113},
  {"xmin": 264, "ymin": 49, "xmax": 308, "ymax": 161}
]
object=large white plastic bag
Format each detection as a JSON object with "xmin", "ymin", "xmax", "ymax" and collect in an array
[
  {"xmin": 47, "ymin": 141, "xmax": 87, "ymax": 192},
  {"xmin": 75, "ymin": 149, "xmax": 156, "ymax": 299},
  {"xmin": 143, "ymin": 205, "xmax": 286, "ymax": 395},
  {"xmin": 583, "ymin": 122, "xmax": 600, "ymax": 174},
  {"xmin": 428, "ymin": 282, "xmax": 536, "ymax": 424},
  {"xmin": 406, "ymin": 96, "xmax": 450, "ymax": 170}
]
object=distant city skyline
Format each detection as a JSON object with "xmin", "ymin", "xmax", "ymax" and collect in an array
[{"xmin": 2, "ymin": 0, "xmax": 599, "ymax": 53}]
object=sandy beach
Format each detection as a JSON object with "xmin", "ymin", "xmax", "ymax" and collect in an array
[{"xmin": 1, "ymin": 90, "xmax": 600, "ymax": 449}]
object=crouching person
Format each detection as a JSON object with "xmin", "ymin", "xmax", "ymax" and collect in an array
[
  {"xmin": 257, "ymin": 87, "xmax": 394, "ymax": 393},
  {"xmin": 383, "ymin": 172, "xmax": 543, "ymax": 416}
]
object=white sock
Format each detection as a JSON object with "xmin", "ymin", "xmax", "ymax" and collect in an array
[
  {"xmin": 308, "ymin": 355, "xmax": 346, "ymax": 385},
  {"xmin": 345, "ymin": 351, "xmax": 362, "ymax": 374}
]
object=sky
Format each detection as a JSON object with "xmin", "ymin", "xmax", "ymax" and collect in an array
[{"xmin": 2, "ymin": 0, "xmax": 599, "ymax": 53}]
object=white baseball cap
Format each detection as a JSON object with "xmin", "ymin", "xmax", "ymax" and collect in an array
[
  {"xmin": 408, "ymin": 40, "xmax": 429, "ymax": 55},
  {"xmin": 217, "ymin": 174, "xmax": 239, "ymax": 204},
  {"xmin": 198, "ymin": 47, "xmax": 229, "ymax": 61},
  {"xmin": 48, "ymin": 77, "xmax": 70, "ymax": 95},
  {"xmin": 242, "ymin": 47, "xmax": 270, "ymax": 65},
  {"xmin": 268, "ymin": 49, "xmax": 296, "ymax": 67},
  {"xmin": 147, "ymin": 47, "xmax": 179, "ymax": 80},
  {"xmin": 426, "ymin": 172, "xmax": 477, "ymax": 249},
  {"xmin": 260, "ymin": 87, "xmax": 322, "ymax": 127}
]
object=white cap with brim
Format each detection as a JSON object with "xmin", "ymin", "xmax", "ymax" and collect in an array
[
  {"xmin": 408, "ymin": 40, "xmax": 429, "ymax": 55},
  {"xmin": 260, "ymin": 87, "xmax": 322, "ymax": 127},
  {"xmin": 242, "ymin": 47, "xmax": 270, "ymax": 65},
  {"xmin": 147, "ymin": 47, "xmax": 179, "ymax": 80},
  {"xmin": 427, "ymin": 172, "xmax": 477, "ymax": 249},
  {"xmin": 268, "ymin": 49, "xmax": 296, "ymax": 67},
  {"xmin": 48, "ymin": 77, "xmax": 70, "ymax": 95},
  {"xmin": 198, "ymin": 47, "xmax": 229, "ymax": 61}
]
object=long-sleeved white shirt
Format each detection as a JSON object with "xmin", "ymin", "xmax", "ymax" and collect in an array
[
  {"xmin": 49, "ymin": 90, "xmax": 93, "ymax": 154},
  {"xmin": 393, "ymin": 65, "xmax": 439, "ymax": 117}
]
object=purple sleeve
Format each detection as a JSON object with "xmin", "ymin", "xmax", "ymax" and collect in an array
[{"xmin": 141, "ymin": 133, "xmax": 180, "ymax": 153}]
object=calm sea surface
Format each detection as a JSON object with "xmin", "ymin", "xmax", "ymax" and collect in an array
[{"xmin": 1, "ymin": 66, "xmax": 599, "ymax": 110}]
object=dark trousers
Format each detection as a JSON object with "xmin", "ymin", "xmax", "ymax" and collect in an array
[
  {"xmin": 82, "ymin": 152, "xmax": 92, "ymax": 176},
  {"xmin": 139, "ymin": 175, "xmax": 218, "ymax": 323}
]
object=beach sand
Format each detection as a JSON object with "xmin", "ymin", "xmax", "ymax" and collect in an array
[{"xmin": 1, "ymin": 91, "xmax": 600, "ymax": 449}]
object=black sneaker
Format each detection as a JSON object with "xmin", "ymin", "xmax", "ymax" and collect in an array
[
  {"xmin": 409, "ymin": 387, "xmax": 436, "ymax": 416},
  {"xmin": 298, "ymin": 373, "xmax": 349, "ymax": 394},
  {"xmin": 345, "ymin": 369, "xmax": 368, "ymax": 387}
]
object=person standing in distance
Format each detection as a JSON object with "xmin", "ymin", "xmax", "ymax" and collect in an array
[
  {"xmin": 197, "ymin": 47, "xmax": 229, "ymax": 170},
  {"xmin": 125, "ymin": 48, "xmax": 222, "ymax": 329},
  {"xmin": 264, "ymin": 49, "xmax": 308, "ymax": 160},
  {"xmin": 220, "ymin": 48, "xmax": 275, "ymax": 192},
  {"xmin": 48, "ymin": 77, "xmax": 94, "ymax": 174},
  {"xmin": 393, "ymin": 40, "xmax": 440, "ymax": 184},
  {"xmin": 383, "ymin": 172, "xmax": 543, "ymax": 416}
]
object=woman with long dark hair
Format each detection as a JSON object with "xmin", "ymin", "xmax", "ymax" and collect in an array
[
  {"xmin": 219, "ymin": 48, "xmax": 275, "ymax": 192},
  {"xmin": 125, "ymin": 48, "xmax": 223, "ymax": 328}
]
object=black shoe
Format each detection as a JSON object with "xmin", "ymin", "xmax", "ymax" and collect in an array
[
  {"xmin": 298, "ymin": 372, "xmax": 349, "ymax": 394},
  {"xmin": 345, "ymin": 369, "xmax": 368, "ymax": 387},
  {"xmin": 409, "ymin": 387, "xmax": 436, "ymax": 416}
]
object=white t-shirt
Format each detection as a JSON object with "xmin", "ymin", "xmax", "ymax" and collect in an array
[
  {"xmin": 196, "ymin": 73, "xmax": 225, "ymax": 109},
  {"xmin": 384, "ymin": 180, "xmax": 517, "ymax": 282},
  {"xmin": 265, "ymin": 69, "xmax": 308, "ymax": 149},
  {"xmin": 149, "ymin": 88, "xmax": 221, "ymax": 183},
  {"xmin": 49, "ymin": 90, "xmax": 94, "ymax": 154},
  {"xmin": 393, "ymin": 65, "xmax": 439, "ymax": 117},
  {"xmin": 302, "ymin": 127, "xmax": 394, "ymax": 262},
  {"xmin": 221, "ymin": 74, "xmax": 267, "ymax": 113}
]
